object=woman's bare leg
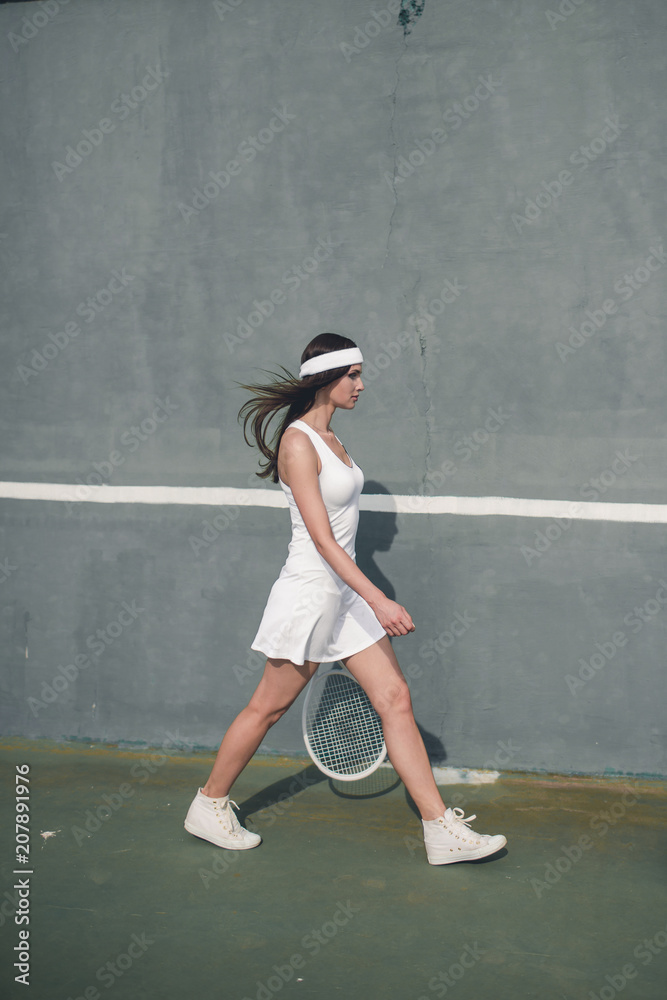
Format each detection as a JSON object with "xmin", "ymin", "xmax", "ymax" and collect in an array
[
  {"xmin": 343, "ymin": 636, "xmax": 445, "ymax": 821},
  {"xmin": 202, "ymin": 657, "xmax": 320, "ymax": 798}
]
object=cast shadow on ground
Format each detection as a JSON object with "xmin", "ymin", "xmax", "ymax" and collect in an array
[{"xmin": 236, "ymin": 763, "xmax": 326, "ymax": 829}]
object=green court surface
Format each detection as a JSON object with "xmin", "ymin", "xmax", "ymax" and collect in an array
[{"xmin": 1, "ymin": 738, "xmax": 666, "ymax": 1000}]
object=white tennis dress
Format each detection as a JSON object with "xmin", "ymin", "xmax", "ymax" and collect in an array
[{"xmin": 250, "ymin": 419, "xmax": 386, "ymax": 666}]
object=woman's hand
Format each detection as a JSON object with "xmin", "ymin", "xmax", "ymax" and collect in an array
[{"xmin": 370, "ymin": 595, "xmax": 415, "ymax": 637}]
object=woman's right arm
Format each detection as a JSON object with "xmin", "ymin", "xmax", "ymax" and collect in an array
[{"xmin": 280, "ymin": 429, "xmax": 415, "ymax": 637}]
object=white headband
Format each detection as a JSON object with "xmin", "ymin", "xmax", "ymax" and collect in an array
[{"xmin": 299, "ymin": 347, "xmax": 363, "ymax": 379}]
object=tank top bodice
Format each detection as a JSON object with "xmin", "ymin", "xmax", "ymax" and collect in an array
[{"xmin": 278, "ymin": 419, "xmax": 364, "ymax": 564}]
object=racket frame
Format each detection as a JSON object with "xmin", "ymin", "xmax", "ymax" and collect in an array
[{"xmin": 301, "ymin": 662, "xmax": 387, "ymax": 781}]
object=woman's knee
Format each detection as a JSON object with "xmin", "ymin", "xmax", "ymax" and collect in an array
[
  {"xmin": 248, "ymin": 678, "xmax": 300, "ymax": 726},
  {"xmin": 373, "ymin": 679, "xmax": 413, "ymax": 719},
  {"xmin": 247, "ymin": 694, "xmax": 295, "ymax": 729},
  {"xmin": 247, "ymin": 660, "xmax": 315, "ymax": 727}
]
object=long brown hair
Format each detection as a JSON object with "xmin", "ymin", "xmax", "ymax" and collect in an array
[{"xmin": 238, "ymin": 333, "xmax": 358, "ymax": 482}]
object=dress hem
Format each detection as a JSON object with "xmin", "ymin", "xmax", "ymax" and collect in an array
[{"xmin": 249, "ymin": 629, "xmax": 385, "ymax": 667}]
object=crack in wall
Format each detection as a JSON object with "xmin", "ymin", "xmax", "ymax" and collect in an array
[
  {"xmin": 417, "ymin": 329, "xmax": 435, "ymax": 491},
  {"xmin": 382, "ymin": 25, "xmax": 433, "ymax": 491},
  {"xmin": 401, "ymin": 269, "xmax": 435, "ymax": 493},
  {"xmin": 383, "ymin": 47, "xmax": 404, "ymax": 268},
  {"xmin": 405, "ymin": 279, "xmax": 436, "ymax": 492}
]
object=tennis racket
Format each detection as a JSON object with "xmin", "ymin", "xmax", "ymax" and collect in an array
[{"xmin": 301, "ymin": 663, "xmax": 387, "ymax": 781}]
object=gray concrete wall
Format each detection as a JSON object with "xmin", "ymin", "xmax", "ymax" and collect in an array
[{"xmin": 1, "ymin": 0, "xmax": 666, "ymax": 776}]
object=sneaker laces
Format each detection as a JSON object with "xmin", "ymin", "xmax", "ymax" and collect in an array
[
  {"xmin": 444, "ymin": 807, "xmax": 486, "ymax": 840},
  {"xmin": 447, "ymin": 807, "xmax": 476, "ymax": 827},
  {"xmin": 213, "ymin": 797, "xmax": 242, "ymax": 834}
]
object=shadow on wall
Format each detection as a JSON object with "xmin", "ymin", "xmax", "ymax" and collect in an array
[
  {"xmin": 358, "ymin": 481, "xmax": 448, "ymax": 772},
  {"xmin": 357, "ymin": 480, "xmax": 399, "ymax": 600}
]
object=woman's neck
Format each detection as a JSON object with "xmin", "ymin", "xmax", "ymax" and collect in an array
[{"xmin": 301, "ymin": 400, "xmax": 335, "ymax": 434}]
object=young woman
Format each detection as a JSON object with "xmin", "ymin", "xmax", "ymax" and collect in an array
[{"xmin": 184, "ymin": 333, "xmax": 507, "ymax": 864}]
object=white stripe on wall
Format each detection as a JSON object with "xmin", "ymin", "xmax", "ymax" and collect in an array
[{"xmin": 1, "ymin": 481, "xmax": 667, "ymax": 523}]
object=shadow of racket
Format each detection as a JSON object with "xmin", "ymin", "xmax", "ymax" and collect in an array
[{"xmin": 328, "ymin": 764, "xmax": 402, "ymax": 799}]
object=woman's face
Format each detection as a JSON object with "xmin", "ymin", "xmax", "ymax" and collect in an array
[{"xmin": 323, "ymin": 365, "xmax": 365, "ymax": 410}]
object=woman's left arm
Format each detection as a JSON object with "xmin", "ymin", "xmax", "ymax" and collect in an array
[{"xmin": 281, "ymin": 431, "xmax": 415, "ymax": 636}]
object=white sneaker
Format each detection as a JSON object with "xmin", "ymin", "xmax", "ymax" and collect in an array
[
  {"xmin": 422, "ymin": 807, "xmax": 506, "ymax": 865},
  {"xmin": 184, "ymin": 788, "xmax": 262, "ymax": 850}
]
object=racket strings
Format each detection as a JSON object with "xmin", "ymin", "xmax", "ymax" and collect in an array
[{"xmin": 305, "ymin": 673, "xmax": 385, "ymax": 776}]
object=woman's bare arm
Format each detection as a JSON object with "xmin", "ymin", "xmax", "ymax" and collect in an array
[{"xmin": 279, "ymin": 428, "xmax": 415, "ymax": 637}]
